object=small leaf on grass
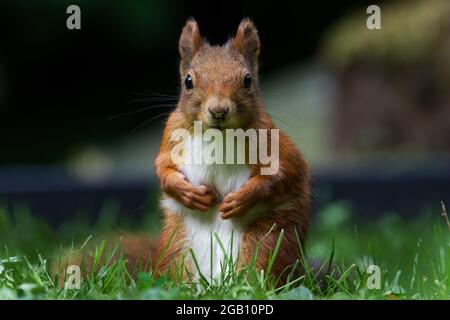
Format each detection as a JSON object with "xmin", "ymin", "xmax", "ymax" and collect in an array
[
  {"xmin": 18, "ymin": 283, "xmax": 38, "ymax": 297},
  {"xmin": 0, "ymin": 288, "xmax": 17, "ymax": 299},
  {"xmin": 140, "ymin": 287, "xmax": 182, "ymax": 300},
  {"xmin": 279, "ymin": 286, "xmax": 314, "ymax": 300}
]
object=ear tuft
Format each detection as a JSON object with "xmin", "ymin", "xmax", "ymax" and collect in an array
[
  {"xmin": 231, "ymin": 18, "xmax": 260, "ymax": 68},
  {"xmin": 179, "ymin": 18, "xmax": 203, "ymax": 67}
]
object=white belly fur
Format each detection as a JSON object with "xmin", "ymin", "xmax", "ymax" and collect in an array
[{"xmin": 161, "ymin": 133, "xmax": 251, "ymax": 281}]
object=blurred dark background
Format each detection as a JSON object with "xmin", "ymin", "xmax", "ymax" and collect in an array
[
  {"xmin": 0, "ymin": 0, "xmax": 375, "ymax": 164},
  {"xmin": 0, "ymin": 0, "xmax": 449, "ymax": 223}
]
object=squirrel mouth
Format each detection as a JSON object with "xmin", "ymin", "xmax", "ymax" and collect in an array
[{"xmin": 208, "ymin": 120, "xmax": 226, "ymax": 130}]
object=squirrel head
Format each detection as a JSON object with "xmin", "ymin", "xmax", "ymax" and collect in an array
[{"xmin": 177, "ymin": 18, "xmax": 261, "ymax": 130}]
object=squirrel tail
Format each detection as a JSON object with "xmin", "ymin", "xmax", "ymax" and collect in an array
[
  {"xmin": 51, "ymin": 233, "xmax": 334, "ymax": 289},
  {"xmin": 51, "ymin": 232, "xmax": 158, "ymax": 285}
]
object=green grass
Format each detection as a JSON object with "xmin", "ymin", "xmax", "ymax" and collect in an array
[{"xmin": 0, "ymin": 200, "xmax": 449, "ymax": 300}]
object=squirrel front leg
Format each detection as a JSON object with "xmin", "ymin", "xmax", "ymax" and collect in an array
[
  {"xmin": 219, "ymin": 132, "xmax": 307, "ymax": 219},
  {"xmin": 156, "ymin": 151, "xmax": 217, "ymax": 212},
  {"xmin": 219, "ymin": 174, "xmax": 280, "ymax": 219}
]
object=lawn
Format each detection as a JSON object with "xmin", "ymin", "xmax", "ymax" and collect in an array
[{"xmin": 0, "ymin": 200, "xmax": 449, "ymax": 300}]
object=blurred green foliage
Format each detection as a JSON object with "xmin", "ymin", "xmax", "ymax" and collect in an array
[{"xmin": 321, "ymin": 0, "xmax": 450, "ymax": 69}]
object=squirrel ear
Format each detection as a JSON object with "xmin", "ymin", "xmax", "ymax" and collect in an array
[
  {"xmin": 231, "ymin": 18, "xmax": 260, "ymax": 68},
  {"xmin": 179, "ymin": 18, "xmax": 203, "ymax": 67}
]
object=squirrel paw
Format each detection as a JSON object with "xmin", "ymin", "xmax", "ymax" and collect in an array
[
  {"xmin": 219, "ymin": 192, "xmax": 253, "ymax": 219},
  {"xmin": 168, "ymin": 172, "xmax": 217, "ymax": 211},
  {"xmin": 179, "ymin": 184, "xmax": 217, "ymax": 212}
]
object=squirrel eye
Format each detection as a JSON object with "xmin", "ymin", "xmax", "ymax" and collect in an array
[
  {"xmin": 243, "ymin": 73, "xmax": 252, "ymax": 88},
  {"xmin": 184, "ymin": 74, "xmax": 193, "ymax": 90}
]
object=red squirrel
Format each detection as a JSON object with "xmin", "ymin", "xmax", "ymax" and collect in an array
[
  {"xmin": 152, "ymin": 18, "xmax": 311, "ymax": 282},
  {"xmin": 57, "ymin": 18, "xmax": 311, "ymax": 284}
]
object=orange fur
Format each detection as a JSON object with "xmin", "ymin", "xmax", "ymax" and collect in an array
[
  {"xmin": 152, "ymin": 18, "xmax": 311, "ymax": 283},
  {"xmin": 54, "ymin": 19, "xmax": 311, "ymax": 286}
]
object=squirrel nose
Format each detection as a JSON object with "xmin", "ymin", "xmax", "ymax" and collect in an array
[{"xmin": 208, "ymin": 106, "xmax": 229, "ymax": 120}]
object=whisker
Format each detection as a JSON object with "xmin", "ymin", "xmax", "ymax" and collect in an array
[
  {"xmin": 263, "ymin": 102, "xmax": 305, "ymax": 123},
  {"xmin": 266, "ymin": 108, "xmax": 305, "ymax": 127},
  {"xmin": 134, "ymin": 90, "xmax": 179, "ymax": 98},
  {"xmin": 108, "ymin": 104, "xmax": 176, "ymax": 121},
  {"xmin": 270, "ymin": 115, "xmax": 299, "ymax": 133},
  {"xmin": 128, "ymin": 111, "xmax": 171, "ymax": 136},
  {"xmin": 130, "ymin": 97, "xmax": 179, "ymax": 103},
  {"xmin": 240, "ymin": 98, "xmax": 306, "ymax": 142}
]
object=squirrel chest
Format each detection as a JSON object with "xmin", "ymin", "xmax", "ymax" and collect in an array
[{"xmin": 162, "ymin": 134, "xmax": 252, "ymax": 279}]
